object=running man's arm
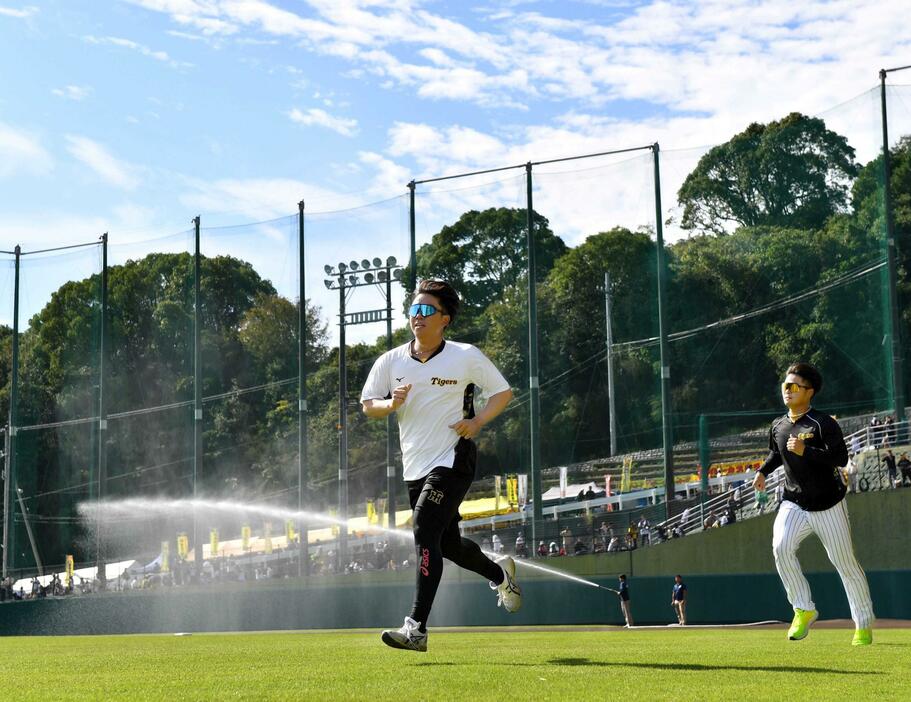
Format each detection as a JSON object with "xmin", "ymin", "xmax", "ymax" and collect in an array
[
  {"xmin": 802, "ymin": 414, "xmax": 849, "ymax": 468},
  {"xmin": 754, "ymin": 423, "xmax": 783, "ymax": 491},
  {"xmin": 449, "ymin": 388, "xmax": 512, "ymax": 439},
  {"xmin": 362, "ymin": 384, "xmax": 412, "ymax": 419}
]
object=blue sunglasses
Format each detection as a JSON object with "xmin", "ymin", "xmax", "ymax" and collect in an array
[{"xmin": 409, "ymin": 303, "xmax": 441, "ymax": 318}]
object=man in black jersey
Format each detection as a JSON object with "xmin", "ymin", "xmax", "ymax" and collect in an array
[{"xmin": 752, "ymin": 362, "xmax": 874, "ymax": 646}]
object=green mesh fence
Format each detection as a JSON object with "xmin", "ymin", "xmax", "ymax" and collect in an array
[{"xmin": 4, "ymin": 77, "xmax": 911, "ymax": 580}]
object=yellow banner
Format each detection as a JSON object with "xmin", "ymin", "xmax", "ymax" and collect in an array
[
  {"xmin": 241, "ymin": 525, "xmax": 251, "ymax": 551},
  {"xmin": 264, "ymin": 522, "xmax": 273, "ymax": 555},
  {"xmin": 506, "ymin": 476, "xmax": 518, "ymax": 506},
  {"xmin": 161, "ymin": 541, "xmax": 170, "ymax": 573},
  {"xmin": 210, "ymin": 528, "xmax": 219, "ymax": 557},
  {"xmin": 65, "ymin": 554, "xmax": 74, "ymax": 587},
  {"xmin": 366, "ymin": 499, "xmax": 377, "ymax": 525},
  {"xmin": 285, "ymin": 519, "xmax": 296, "ymax": 544},
  {"xmin": 176, "ymin": 533, "xmax": 189, "ymax": 560}
]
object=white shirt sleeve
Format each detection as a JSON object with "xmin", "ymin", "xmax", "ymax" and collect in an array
[
  {"xmin": 471, "ymin": 346, "xmax": 511, "ymax": 395},
  {"xmin": 360, "ymin": 352, "xmax": 392, "ymax": 402}
]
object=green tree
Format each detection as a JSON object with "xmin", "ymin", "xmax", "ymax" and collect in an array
[
  {"xmin": 678, "ymin": 113, "xmax": 859, "ymax": 234},
  {"xmin": 410, "ymin": 207, "xmax": 567, "ymax": 338}
]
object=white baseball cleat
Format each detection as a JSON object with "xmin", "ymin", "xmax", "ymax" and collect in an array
[
  {"xmin": 490, "ymin": 555, "xmax": 522, "ymax": 613},
  {"xmin": 381, "ymin": 616, "xmax": 428, "ymax": 652}
]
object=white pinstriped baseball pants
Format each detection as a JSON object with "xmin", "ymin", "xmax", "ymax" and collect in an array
[{"xmin": 772, "ymin": 499, "xmax": 875, "ymax": 629}]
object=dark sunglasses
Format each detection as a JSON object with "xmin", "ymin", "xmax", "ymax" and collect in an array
[
  {"xmin": 409, "ymin": 303, "xmax": 440, "ymax": 318},
  {"xmin": 782, "ymin": 381, "xmax": 811, "ymax": 393}
]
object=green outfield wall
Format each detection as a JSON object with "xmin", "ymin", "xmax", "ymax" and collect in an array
[{"xmin": 1, "ymin": 491, "xmax": 908, "ymax": 635}]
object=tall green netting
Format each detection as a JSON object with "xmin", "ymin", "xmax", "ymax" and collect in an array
[
  {"xmin": 660, "ymin": 87, "xmax": 898, "ymax": 503},
  {"xmin": 883, "ymin": 80, "xmax": 911, "ymax": 413},
  {"xmin": 99, "ymin": 230, "xmax": 195, "ymax": 566},
  {"xmin": 197, "ymin": 216, "xmax": 302, "ymax": 565},
  {"xmin": 11, "ymin": 243, "xmax": 103, "ymax": 576},
  {"xmin": 304, "ymin": 194, "xmax": 411, "ymax": 571},
  {"xmin": 533, "ymin": 151, "xmax": 661, "ymax": 472}
]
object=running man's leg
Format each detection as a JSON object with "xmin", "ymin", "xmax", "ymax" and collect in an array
[
  {"xmin": 806, "ymin": 500, "xmax": 875, "ymax": 630},
  {"xmin": 772, "ymin": 500, "xmax": 815, "ymax": 612},
  {"xmin": 407, "ymin": 467, "xmax": 475, "ymax": 628}
]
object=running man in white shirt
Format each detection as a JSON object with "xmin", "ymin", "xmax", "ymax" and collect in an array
[{"xmin": 361, "ymin": 279, "xmax": 521, "ymax": 652}]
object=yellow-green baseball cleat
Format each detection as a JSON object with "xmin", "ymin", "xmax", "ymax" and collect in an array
[
  {"xmin": 851, "ymin": 628, "xmax": 873, "ymax": 646},
  {"xmin": 787, "ymin": 608, "xmax": 818, "ymax": 640}
]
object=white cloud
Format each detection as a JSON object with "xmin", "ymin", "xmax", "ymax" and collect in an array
[
  {"xmin": 83, "ymin": 35, "xmax": 193, "ymax": 69},
  {"xmin": 287, "ymin": 107, "xmax": 358, "ymax": 137},
  {"xmin": 0, "ymin": 121, "xmax": 52, "ymax": 177},
  {"xmin": 65, "ymin": 135, "xmax": 141, "ymax": 190},
  {"xmin": 0, "ymin": 5, "xmax": 38, "ymax": 19},
  {"xmin": 52, "ymin": 85, "xmax": 92, "ymax": 101}
]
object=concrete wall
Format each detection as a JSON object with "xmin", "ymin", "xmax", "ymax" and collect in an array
[{"xmin": 2, "ymin": 491, "xmax": 908, "ymax": 635}]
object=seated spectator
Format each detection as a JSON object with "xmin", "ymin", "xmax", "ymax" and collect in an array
[
  {"xmin": 898, "ymin": 452, "xmax": 911, "ymax": 487},
  {"xmin": 608, "ymin": 536, "xmax": 623, "ymax": 552},
  {"xmin": 703, "ymin": 511, "xmax": 717, "ymax": 529},
  {"xmin": 537, "ymin": 541, "xmax": 547, "ymax": 558},
  {"xmin": 584, "ymin": 486, "xmax": 596, "ymax": 501},
  {"xmin": 548, "ymin": 541, "xmax": 560, "ymax": 556},
  {"xmin": 573, "ymin": 538, "xmax": 588, "ymax": 555}
]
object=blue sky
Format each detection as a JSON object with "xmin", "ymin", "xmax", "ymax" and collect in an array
[{"xmin": 1, "ymin": 0, "xmax": 910, "ymax": 339}]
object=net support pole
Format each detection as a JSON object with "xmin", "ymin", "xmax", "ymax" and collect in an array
[
  {"xmin": 193, "ymin": 216, "xmax": 203, "ymax": 575},
  {"xmin": 698, "ymin": 414, "xmax": 710, "ymax": 525},
  {"xmin": 2, "ymin": 245, "xmax": 20, "ymax": 579},
  {"xmin": 408, "ymin": 181, "xmax": 417, "ymax": 295},
  {"xmin": 298, "ymin": 200, "xmax": 309, "ymax": 577},
  {"xmin": 338, "ymin": 278, "xmax": 349, "ymax": 571},
  {"xmin": 604, "ymin": 272, "xmax": 617, "ymax": 456},
  {"xmin": 652, "ymin": 144, "xmax": 675, "ymax": 520},
  {"xmin": 95, "ymin": 233, "xmax": 109, "ymax": 585},
  {"xmin": 386, "ymin": 265, "xmax": 397, "ymax": 530},
  {"xmin": 525, "ymin": 162, "xmax": 544, "ymax": 547},
  {"xmin": 879, "ymin": 69, "xmax": 906, "ymax": 420}
]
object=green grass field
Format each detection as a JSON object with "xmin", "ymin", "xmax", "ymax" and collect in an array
[{"xmin": 3, "ymin": 627, "xmax": 909, "ymax": 701}]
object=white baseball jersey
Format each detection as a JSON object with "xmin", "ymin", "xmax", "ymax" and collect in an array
[{"xmin": 360, "ymin": 340, "xmax": 511, "ymax": 481}]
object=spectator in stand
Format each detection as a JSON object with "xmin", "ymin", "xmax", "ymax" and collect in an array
[
  {"xmin": 491, "ymin": 534, "xmax": 504, "ymax": 554},
  {"xmin": 536, "ymin": 540, "xmax": 547, "ymax": 558},
  {"xmin": 703, "ymin": 511, "xmax": 718, "ymax": 530},
  {"xmin": 755, "ymin": 485, "xmax": 770, "ymax": 514},
  {"xmin": 845, "ymin": 455, "xmax": 859, "ymax": 494},
  {"xmin": 626, "ymin": 522, "xmax": 639, "ymax": 549},
  {"xmin": 637, "ymin": 517, "xmax": 651, "ymax": 546},
  {"xmin": 515, "ymin": 532, "xmax": 528, "ymax": 558},
  {"xmin": 898, "ymin": 452, "xmax": 911, "ymax": 487},
  {"xmin": 885, "ymin": 415, "xmax": 896, "ymax": 447},
  {"xmin": 870, "ymin": 415, "xmax": 887, "ymax": 448},
  {"xmin": 599, "ymin": 521, "xmax": 610, "ymax": 543},
  {"xmin": 680, "ymin": 507, "xmax": 692, "ymax": 532},
  {"xmin": 560, "ymin": 526, "xmax": 573, "ymax": 554},
  {"xmin": 850, "ymin": 433, "xmax": 862, "ymax": 457},
  {"xmin": 883, "ymin": 450, "xmax": 898, "ymax": 488},
  {"xmin": 584, "ymin": 486, "xmax": 597, "ymax": 501},
  {"xmin": 573, "ymin": 537, "xmax": 587, "ymax": 555},
  {"xmin": 608, "ymin": 536, "xmax": 623, "ymax": 552},
  {"xmin": 548, "ymin": 541, "xmax": 560, "ymax": 556}
]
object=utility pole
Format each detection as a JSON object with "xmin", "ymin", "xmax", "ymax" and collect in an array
[{"xmin": 604, "ymin": 272, "xmax": 617, "ymax": 456}]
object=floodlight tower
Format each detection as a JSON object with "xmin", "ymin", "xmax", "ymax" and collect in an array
[{"xmin": 324, "ymin": 256, "xmax": 404, "ymax": 570}]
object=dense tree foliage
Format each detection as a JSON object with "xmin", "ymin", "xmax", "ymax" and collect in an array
[{"xmin": 677, "ymin": 113, "xmax": 859, "ymax": 234}]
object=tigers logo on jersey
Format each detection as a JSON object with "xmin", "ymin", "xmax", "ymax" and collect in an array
[{"xmin": 797, "ymin": 431, "xmax": 815, "ymax": 441}]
